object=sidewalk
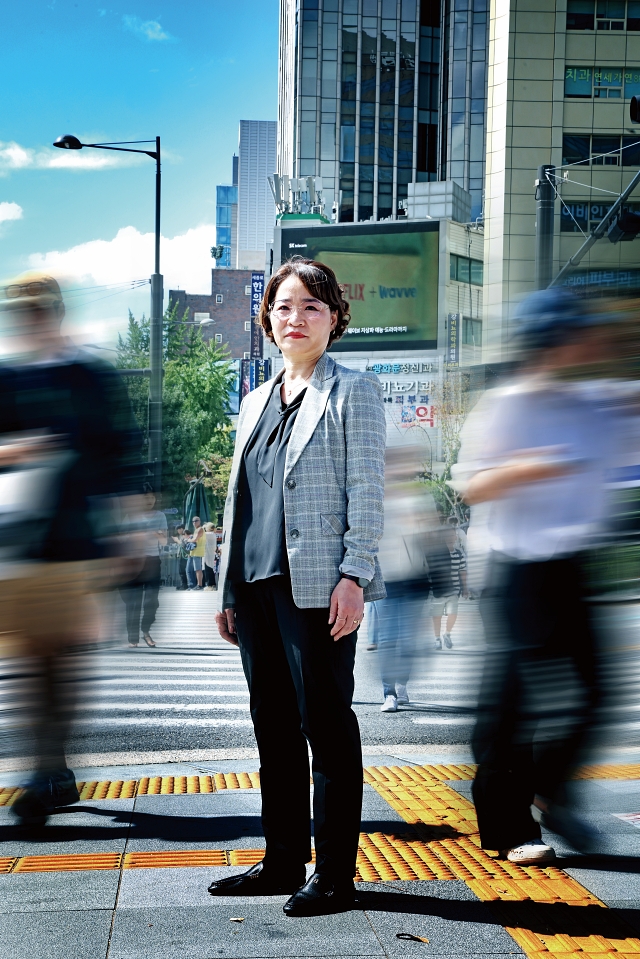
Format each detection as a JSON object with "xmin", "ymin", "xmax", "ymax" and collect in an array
[{"xmin": 2, "ymin": 749, "xmax": 640, "ymax": 958}]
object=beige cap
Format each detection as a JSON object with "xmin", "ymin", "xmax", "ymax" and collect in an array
[{"xmin": 0, "ymin": 271, "xmax": 63, "ymax": 311}]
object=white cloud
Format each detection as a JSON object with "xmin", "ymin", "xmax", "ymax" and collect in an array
[
  {"xmin": 123, "ymin": 15, "xmax": 174, "ymax": 42},
  {"xmin": 0, "ymin": 140, "xmax": 143, "ymax": 175},
  {"xmin": 0, "ymin": 202, "xmax": 22, "ymax": 223},
  {"xmin": 28, "ymin": 223, "xmax": 216, "ymax": 294},
  {"xmin": 26, "ymin": 224, "xmax": 216, "ymax": 347}
]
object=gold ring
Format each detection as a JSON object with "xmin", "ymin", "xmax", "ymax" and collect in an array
[{"xmin": 352, "ymin": 619, "xmax": 360, "ymax": 626}]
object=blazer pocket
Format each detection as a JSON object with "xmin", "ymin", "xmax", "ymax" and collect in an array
[{"xmin": 321, "ymin": 512, "xmax": 346, "ymax": 535}]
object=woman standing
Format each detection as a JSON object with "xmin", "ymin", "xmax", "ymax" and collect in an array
[{"xmin": 210, "ymin": 260, "xmax": 386, "ymax": 916}]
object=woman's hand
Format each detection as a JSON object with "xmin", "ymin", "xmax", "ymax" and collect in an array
[
  {"xmin": 329, "ymin": 578, "xmax": 364, "ymax": 641},
  {"xmin": 216, "ymin": 608, "xmax": 238, "ymax": 647}
]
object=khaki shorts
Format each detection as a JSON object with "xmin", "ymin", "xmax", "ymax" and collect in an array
[
  {"xmin": 0, "ymin": 559, "xmax": 111, "ymax": 657},
  {"xmin": 430, "ymin": 593, "xmax": 459, "ymax": 617}
]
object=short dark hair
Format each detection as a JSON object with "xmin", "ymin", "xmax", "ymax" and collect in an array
[{"xmin": 258, "ymin": 259, "xmax": 351, "ymax": 345}]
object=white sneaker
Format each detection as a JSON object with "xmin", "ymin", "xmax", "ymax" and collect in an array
[
  {"xmin": 504, "ymin": 840, "xmax": 556, "ymax": 864},
  {"xmin": 381, "ymin": 695, "xmax": 398, "ymax": 712},
  {"xmin": 443, "ymin": 633, "xmax": 453, "ymax": 649},
  {"xmin": 395, "ymin": 684, "xmax": 409, "ymax": 705},
  {"xmin": 434, "ymin": 637, "xmax": 442, "ymax": 650}
]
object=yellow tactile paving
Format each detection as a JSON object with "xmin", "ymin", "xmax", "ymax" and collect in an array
[
  {"xmin": 3, "ymin": 762, "xmax": 640, "ymax": 956},
  {"xmin": 2, "ymin": 762, "xmax": 638, "ymax": 808},
  {"xmin": 366, "ymin": 764, "xmax": 640, "ymax": 958}
]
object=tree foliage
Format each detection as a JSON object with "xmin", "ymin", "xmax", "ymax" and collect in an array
[
  {"xmin": 421, "ymin": 370, "xmax": 473, "ymax": 521},
  {"xmin": 116, "ymin": 305, "xmax": 234, "ymax": 509}
]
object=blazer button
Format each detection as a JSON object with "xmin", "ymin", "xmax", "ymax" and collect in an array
[
  {"xmin": 286, "ymin": 479, "xmax": 296, "ymax": 489},
  {"xmin": 290, "ymin": 528, "xmax": 300, "ymax": 539}
]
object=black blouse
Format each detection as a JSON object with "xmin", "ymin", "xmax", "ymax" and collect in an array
[{"xmin": 228, "ymin": 381, "xmax": 307, "ymax": 585}]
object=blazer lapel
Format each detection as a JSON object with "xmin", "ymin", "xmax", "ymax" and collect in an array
[
  {"xmin": 285, "ymin": 353, "xmax": 336, "ymax": 477},
  {"xmin": 228, "ymin": 373, "xmax": 281, "ymax": 489}
]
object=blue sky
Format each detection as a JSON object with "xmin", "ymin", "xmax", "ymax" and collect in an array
[{"xmin": 0, "ymin": 1, "xmax": 278, "ymax": 343}]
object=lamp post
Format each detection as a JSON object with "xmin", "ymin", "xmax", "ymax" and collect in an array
[{"xmin": 53, "ymin": 134, "xmax": 163, "ymax": 492}]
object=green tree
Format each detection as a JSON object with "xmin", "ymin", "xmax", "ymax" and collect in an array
[{"xmin": 116, "ymin": 305, "xmax": 234, "ymax": 509}]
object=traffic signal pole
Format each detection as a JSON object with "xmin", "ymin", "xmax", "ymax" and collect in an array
[
  {"xmin": 535, "ymin": 165, "xmax": 555, "ymax": 290},
  {"xmin": 549, "ymin": 167, "xmax": 640, "ymax": 287}
]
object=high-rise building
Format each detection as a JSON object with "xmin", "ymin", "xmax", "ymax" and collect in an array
[
  {"xmin": 215, "ymin": 155, "xmax": 238, "ymax": 270},
  {"xmin": 236, "ymin": 120, "xmax": 277, "ymax": 269},
  {"xmin": 483, "ymin": 0, "xmax": 640, "ymax": 358},
  {"xmin": 278, "ymin": 0, "xmax": 484, "ymax": 223}
]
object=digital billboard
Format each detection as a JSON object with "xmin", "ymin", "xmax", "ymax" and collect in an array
[{"xmin": 280, "ymin": 220, "xmax": 439, "ymax": 352}]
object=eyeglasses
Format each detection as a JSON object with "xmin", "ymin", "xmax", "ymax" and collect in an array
[
  {"xmin": 270, "ymin": 303, "xmax": 330, "ymax": 320},
  {"xmin": 2, "ymin": 281, "xmax": 60, "ymax": 300}
]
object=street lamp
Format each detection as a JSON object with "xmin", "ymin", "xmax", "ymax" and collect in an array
[{"xmin": 53, "ymin": 134, "xmax": 164, "ymax": 492}]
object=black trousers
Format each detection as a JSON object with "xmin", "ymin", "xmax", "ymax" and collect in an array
[
  {"xmin": 472, "ymin": 554, "xmax": 600, "ymax": 851},
  {"xmin": 178, "ymin": 557, "xmax": 188, "ymax": 588},
  {"xmin": 120, "ymin": 556, "xmax": 161, "ymax": 644},
  {"xmin": 234, "ymin": 575, "xmax": 363, "ymax": 881}
]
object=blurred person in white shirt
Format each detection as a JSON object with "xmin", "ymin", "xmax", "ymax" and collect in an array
[{"xmin": 453, "ymin": 288, "xmax": 620, "ymax": 865}]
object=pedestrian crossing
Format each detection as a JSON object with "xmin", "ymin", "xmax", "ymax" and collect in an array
[
  {"xmin": 356, "ymin": 599, "xmax": 484, "ymax": 729},
  {"xmin": 0, "ymin": 588, "xmax": 254, "ymax": 758}
]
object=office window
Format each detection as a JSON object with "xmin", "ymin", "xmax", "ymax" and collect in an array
[
  {"xmin": 214, "ymin": 333, "xmax": 223, "ymax": 343},
  {"xmin": 462, "ymin": 317, "xmax": 482, "ymax": 346},
  {"xmin": 622, "ymin": 135, "xmax": 640, "ymax": 165},
  {"xmin": 565, "ymin": 66, "xmax": 593, "ymax": 96},
  {"xmin": 562, "ymin": 134, "xmax": 590, "ymax": 165},
  {"xmin": 594, "ymin": 67, "xmax": 623, "ymax": 97},
  {"xmin": 561, "ymin": 199, "xmax": 640, "ymax": 231},
  {"xmin": 244, "ymin": 285, "xmax": 251, "ymax": 295},
  {"xmin": 450, "ymin": 254, "xmax": 483, "ymax": 285},
  {"xmin": 244, "ymin": 321, "xmax": 251, "ymax": 331},
  {"xmin": 244, "ymin": 352, "xmax": 251, "ymax": 359},
  {"xmin": 567, "ymin": 0, "xmax": 595, "ymax": 28},
  {"xmin": 215, "ymin": 294, "xmax": 223, "ymax": 304},
  {"xmin": 567, "ymin": 0, "xmax": 640, "ymax": 29},
  {"xmin": 597, "ymin": 0, "xmax": 626, "ymax": 28},
  {"xmin": 592, "ymin": 135, "xmax": 621, "ymax": 163},
  {"xmin": 194, "ymin": 313, "xmax": 210, "ymax": 323},
  {"xmin": 563, "ymin": 133, "xmax": 640, "ymax": 166},
  {"xmin": 566, "ymin": 65, "xmax": 640, "ymax": 97}
]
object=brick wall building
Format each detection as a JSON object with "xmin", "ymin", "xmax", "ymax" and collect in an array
[{"xmin": 169, "ymin": 269, "xmax": 262, "ymax": 360}]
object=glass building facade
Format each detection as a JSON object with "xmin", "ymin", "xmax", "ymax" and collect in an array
[
  {"xmin": 439, "ymin": 0, "xmax": 487, "ymax": 221},
  {"xmin": 215, "ymin": 156, "xmax": 238, "ymax": 270},
  {"xmin": 278, "ymin": 0, "xmax": 487, "ymax": 225}
]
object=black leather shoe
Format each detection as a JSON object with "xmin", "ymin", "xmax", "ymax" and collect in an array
[
  {"xmin": 208, "ymin": 860, "xmax": 306, "ymax": 897},
  {"xmin": 283, "ymin": 873, "xmax": 356, "ymax": 917}
]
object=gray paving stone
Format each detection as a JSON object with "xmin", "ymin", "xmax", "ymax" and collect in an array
[
  {"xmin": 358, "ymin": 881, "xmax": 522, "ymax": 956},
  {"xmin": 0, "ymin": 870, "xmax": 119, "ymax": 913},
  {"xmin": 0, "ymin": 799, "xmax": 134, "ymax": 857},
  {"xmin": 0, "ymin": 908, "xmax": 112, "ymax": 959},
  {"xmin": 109, "ymin": 903, "xmax": 384, "ymax": 958},
  {"xmin": 127, "ymin": 793, "xmax": 267, "ymax": 850}
]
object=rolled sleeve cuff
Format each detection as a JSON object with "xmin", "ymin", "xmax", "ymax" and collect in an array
[{"xmin": 339, "ymin": 563, "xmax": 372, "ymax": 582}]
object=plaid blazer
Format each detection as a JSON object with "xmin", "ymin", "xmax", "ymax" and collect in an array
[{"xmin": 219, "ymin": 352, "xmax": 386, "ymax": 609}]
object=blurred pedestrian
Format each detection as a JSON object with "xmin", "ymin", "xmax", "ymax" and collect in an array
[
  {"xmin": 455, "ymin": 288, "xmax": 617, "ymax": 864},
  {"xmin": 172, "ymin": 524, "xmax": 189, "ymax": 590},
  {"xmin": 429, "ymin": 525, "xmax": 467, "ymax": 650},
  {"xmin": 203, "ymin": 521, "xmax": 217, "ymax": 590},
  {"xmin": 186, "ymin": 515, "xmax": 205, "ymax": 589},
  {"xmin": 211, "ymin": 259, "xmax": 385, "ymax": 916},
  {"xmin": 377, "ymin": 445, "xmax": 435, "ymax": 712},
  {"xmin": 120, "ymin": 484, "xmax": 166, "ymax": 647},
  {"xmin": 0, "ymin": 271, "xmax": 140, "ymax": 825},
  {"xmin": 213, "ymin": 544, "xmax": 221, "ymax": 589}
]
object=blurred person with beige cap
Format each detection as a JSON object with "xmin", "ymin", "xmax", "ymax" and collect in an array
[{"xmin": 0, "ymin": 270, "xmax": 141, "ymax": 825}]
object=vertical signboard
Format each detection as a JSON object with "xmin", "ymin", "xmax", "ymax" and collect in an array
[
  {"xmin": 240, "ymin": 359, "xmax": 271, "ymax": 401},
  {"xmin": 250, "ymin": 272, "xmax": 265, "ymax": 358},
  {"xmin": 447, "ymin": 313, "xmax": 460, "ymax": 368},
  {"xmin": 240, "ymin": 359, "xmax": 251, "ymax": 400}
]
